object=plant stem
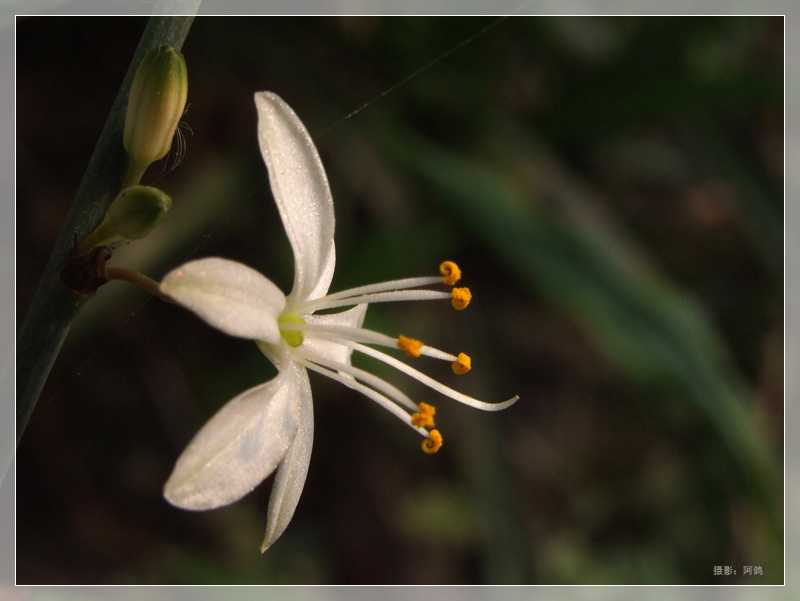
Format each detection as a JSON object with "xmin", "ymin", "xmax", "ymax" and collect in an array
[
  {"xmin": 16, "ymin": 16, "xmax": 195, "ymax": 448},
  {"xmin": 105, "ymin": 267, "xmax": 173, "ymax": 303},
  {"xmin": 121, "ymin": 160, "xmax": 149, "ymax": 190}
]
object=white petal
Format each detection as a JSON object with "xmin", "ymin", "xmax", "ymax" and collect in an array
[
  {"xmin": 261, "ymin": 362, "xmax": 314, "ymax": 551},
  {"xmin": 255, "ymin": 91, "xmax": 336, "ymax": 304},
  {"xmin": 164, "ymin": 369, "xmax": 300, "ymax": 510},
  {"xmin": 160, "ymin": 257, "xmax": 285, "ymax": 343},
  {"xmin": 303, "ymin": 304, "xmax": 368, "ymax": 368}
]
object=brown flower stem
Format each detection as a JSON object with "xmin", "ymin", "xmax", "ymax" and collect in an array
[{"xmin": 105, "ymin": 267, "xmax": 174, "ymax": 304}]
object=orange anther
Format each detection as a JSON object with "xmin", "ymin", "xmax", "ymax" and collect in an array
[
  {"xmin": 398, "ymin": 335, "xmax": 423, "ymax": 357},
  {"xmin": 450, "ymin": 287, "xmax": 471, "ymax": 310},
  {"xmin": 411, "ymin": 402, "xmax": 437, "ymax": 428},
  {"xmin": 421, "ymin": 429, "xmax": 443, "ymax": 454},
  {"xmin": 439, "ymin": 261, "xmax": 461, "ymax": 286},
  {"xmin": 451, "ymin": 352, "xmax": 471, "ymax": 375}
]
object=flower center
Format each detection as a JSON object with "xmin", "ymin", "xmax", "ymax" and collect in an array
[
  {"xmin": 278, "ymin": 312, "xmax": 306, "ymax": 347},
  {"xmin": 271, "ymin": 261, "xmax": 517, "ymax": 455}
]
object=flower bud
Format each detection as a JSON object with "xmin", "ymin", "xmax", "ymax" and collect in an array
[
  {"xmin": 81, "ymin": 186, "xmax": 172, "ymax": 251},
  {"xmin": 124, "ymin": 45, "xmax": 188, "ymax": 168},
  {"xmin": 105, "ymin": 185, "xmax": 172, "ymax": 240}
]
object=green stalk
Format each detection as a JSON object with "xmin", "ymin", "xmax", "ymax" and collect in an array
[{"xmin": 16, "ymin": 16, "xmax": 195, "ymax": 447}]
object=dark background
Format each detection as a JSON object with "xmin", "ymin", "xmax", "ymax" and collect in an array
[{"xmin": 16, "ymin": 16, "xmax": 783, "ymax": 584}]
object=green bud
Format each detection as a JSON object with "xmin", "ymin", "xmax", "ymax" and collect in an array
[
  {"xmin": 105, "ymin": 185, "xmax": 172, "ymax": 240},
  {"xmin": 81, "ymin": 186, "xmax": 172, "ymax": 251},
  {"xmin": 124, "ymin": 45, "xmax": 188, "ymax": 168}
]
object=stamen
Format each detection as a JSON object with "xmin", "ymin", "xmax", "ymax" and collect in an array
[
  {"xmin": 315, "ymin": 276, "xmax": 442, "ymax": 303},
  {"xmin": 398, "ymin": 335, "xmax": 423, "ymax": 357},
  {"xmin": 301, "ymin": 289, "xmax": 451, "ymax": 312},
  {"xmin": 421, "ymin": 430, "xmax": 443, "ymax": 454},
  {"xmin": 295, "ymin": 324, "xmax": 457, "ymax": 363},
  {"xmin": 410, "ymin": 402, "xmax": 436, "ymax": 428},
  {"xmin": 451, "ymin": 287, "xmax": 471, "ymax": 310},
  {"xmin": 419, "ymin": 346, "xmax": 458, "ymax": 362},
  {"xmin": 440, "ymin": 261, "xmax": 461, "ymax": 286},
  {"xmin": 293, "ymin": 348, "xmax": 418, "ymax": 412},
  {"xmin": 451, "ymin": 352, "xmax": 471, "ymax": 375},
  {"xmin": 298, "ymin": 359, "xmax": 429, "ymax": 437},
  {"xmin": 351, "ymin": 342, "xmax": 519, "ymax": 411},
  {"xmin": 283, "ymin": 322, "xmax": 398, "ymax": 348}
]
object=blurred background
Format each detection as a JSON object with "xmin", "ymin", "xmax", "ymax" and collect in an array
[{"xmin": 16, "ymin": 16, "xmax": 783, "ymax": 584}]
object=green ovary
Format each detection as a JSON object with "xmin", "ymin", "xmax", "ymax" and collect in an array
[{"xmin": 278, "ymin": 312, "xmax": 306, "ymax": 347}]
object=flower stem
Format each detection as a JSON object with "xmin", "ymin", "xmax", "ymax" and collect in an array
[
  {"xmin": 105, "ymin": 267, "xmax": 173, "ymax": 303},
  {"xmin": 121, "ymin": 160, "xmax": 148, "ymax": 190},
  {"xmin": 15, "ymin": 16, "xmax": 196, "ymax": 448}
]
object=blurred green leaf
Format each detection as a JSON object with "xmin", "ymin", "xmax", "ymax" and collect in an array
[{"xmin": 380, "ymin": 121, "xmax": 781, "ymax": 550}]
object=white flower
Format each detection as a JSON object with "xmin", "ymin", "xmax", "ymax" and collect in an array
[{"xmin": 159, "ymin": 91, "xmax": 518, "ymax": 552}]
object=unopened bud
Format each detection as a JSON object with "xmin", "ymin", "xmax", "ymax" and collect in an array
[
  {"xmin": 105, "ymin": 186, "xmax": 172, "ymax": 239},
  {"xmin": 124, "ymin": 45, "xmax": 188, "ymax": 168},
  {"xmin": 81, "ymin": 186, "xmax": 172, "ymax": 251}
]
